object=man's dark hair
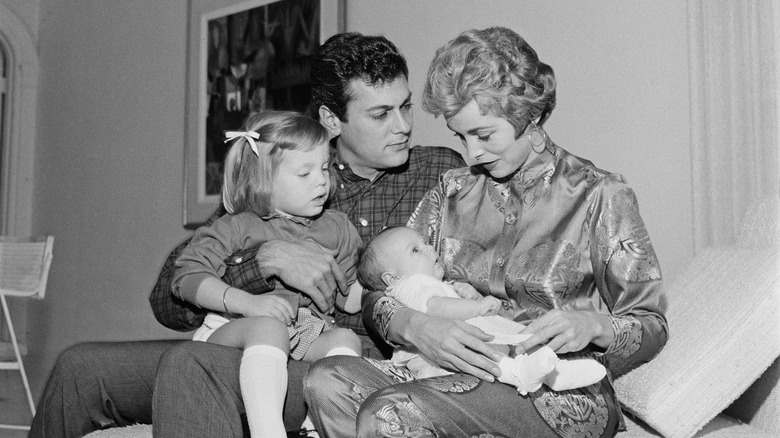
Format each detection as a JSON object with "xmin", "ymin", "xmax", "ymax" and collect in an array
[{"xmin": 311, "ymin": 32, "xmax": 409, "ymax": 122}]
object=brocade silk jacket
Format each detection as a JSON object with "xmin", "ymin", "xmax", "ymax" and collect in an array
[{"xmin": 372, "ymin": 144, "xmax": 668, "ymax": 377}]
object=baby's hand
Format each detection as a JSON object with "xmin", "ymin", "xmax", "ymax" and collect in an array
[
  {"xmin": 477, "ymin": 296, "xmax": 503, "ymax": 316},
  {"xmin": 452, "ymin": 282, "xmax": 482, "ymax": 300}
]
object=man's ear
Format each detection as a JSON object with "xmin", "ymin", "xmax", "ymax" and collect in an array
[
  {"xmin": 381, "ymin": 272, "xmax": 399, "ymax": 287},
  {"xmin": 318, "ymin": 105, "xmax": 342, "ymax": 137}
]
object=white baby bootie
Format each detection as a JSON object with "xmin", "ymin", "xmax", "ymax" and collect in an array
[
  {"xmin": 543, "ymin": 357, "xmax": 607, "ymax": 392},
  {"xmin": 499, "ymin": 346, "xmax": 558, "ymax": 395}
]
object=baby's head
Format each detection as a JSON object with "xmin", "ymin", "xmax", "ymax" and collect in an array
[{"xmin": 357, "ymin": 227, "xmax": 445, "ymax": 291}]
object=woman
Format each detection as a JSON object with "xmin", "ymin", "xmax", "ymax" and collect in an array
[{"xmin": 304, "ymin": 27, "xmax": 667, "ymax": 438}]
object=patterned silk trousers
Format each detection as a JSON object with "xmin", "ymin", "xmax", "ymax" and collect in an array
[{"xmin": 304, "ymin": 355, "xmax": 620, "ymax": 438}]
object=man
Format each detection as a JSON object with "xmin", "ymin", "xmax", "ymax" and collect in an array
[{"xmin": 30, "ymin": 33, "xmax": 466, "ymax": 437}]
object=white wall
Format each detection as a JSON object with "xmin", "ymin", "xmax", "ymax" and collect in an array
[
  {"xmin": 27, "ymin": 1, "xmax": 195, "ymax": 382},
  {"xmin": 1, "ymin": 0, "xmax": 39, "ymax": 38},
  {"xmin": 11, "ymin": 0, "xmax": 692, "ymax": 392}
]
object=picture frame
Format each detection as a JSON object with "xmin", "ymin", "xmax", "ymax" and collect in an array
[{"xmin": 183, "ymin": 0, "xmax": 345, "ymax": 227}]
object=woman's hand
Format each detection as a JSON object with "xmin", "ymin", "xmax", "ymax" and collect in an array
[
  {"xmin": 452, "ymin": 282, "xmax": 482, "ymax": 300},
  {"xmin": 518, "ymin": 309, "xmax": 613, "ymax": 354},
  {"xmin": 235, "ymin": 293, "xmax": 296, "ymax": 326},
  {"xmin": 396, "ymin": 309, "xmax": 505, "ymax": 381}
]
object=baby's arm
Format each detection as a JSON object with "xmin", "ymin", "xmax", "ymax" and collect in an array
[
  {"xmin": 340, "ymin": 281, "xmax": 363, "ymax": 314},
  {"xmin": 451, "ymin": 281, "xmax": 482, "ymax": 300},
  {"xmin": 426, "ymin": 295, "xmax": 502, "ymax": 320},
  {"xmin": 334, "ymin": 216, "xmax": 363, "ymax": 314}
]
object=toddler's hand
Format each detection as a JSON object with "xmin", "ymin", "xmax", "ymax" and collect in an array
[
  {"xmin": 477, "ymin": 296, "xmax": 503, "ymax": 316},
  {"xmin": 243, "ymin": 294, "xmax": 296, "ymax": 325},
  {"xmin": 452, "ymin": 282, "xmax": 482, "ymax": 300}
]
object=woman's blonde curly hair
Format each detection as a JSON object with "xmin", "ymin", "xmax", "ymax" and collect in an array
[{"xmin": 422, "ymin": 27, "xmax": 556, "ymax": 136}]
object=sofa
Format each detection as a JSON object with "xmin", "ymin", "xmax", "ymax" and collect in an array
[
  {"xmin": 85, "ymin": 197, "xmax": 780, "ymax": 438},
  {"xmin": 614, "ymin": 196, "xmax": 780, "ymax": 438}
]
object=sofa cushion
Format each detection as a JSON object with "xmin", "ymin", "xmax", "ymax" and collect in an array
[
  {"xmin": 618, "ymin": 413, "xmax": 775, "ymax": 437},
  {"xmin": 725, "ymin": 357, "xmax": 780, "ymax": 436},
  {"xmin": 614, "ymin": 247, "xmax": 780, "ymax": 438},
  {"xmin": 735, "ymin": 197, "xmax": 780, "ymax": 248},
  {"xmin": 82, "ymin": 424, "xmax": 152, "ymax": 438}
]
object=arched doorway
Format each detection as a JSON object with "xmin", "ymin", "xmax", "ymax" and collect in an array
[{"xmin": 0, "ymin": 4, "xmax": 40, "ymax": 350}]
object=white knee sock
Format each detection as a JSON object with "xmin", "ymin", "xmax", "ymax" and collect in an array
[{"xmin": 241, "ymin": 345, "xmax": 288, "ymax": 438}]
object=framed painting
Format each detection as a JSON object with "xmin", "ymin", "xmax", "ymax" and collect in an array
[{"xmin": 183, "ymin": 0, "xmax": 345, "ymax": 227}]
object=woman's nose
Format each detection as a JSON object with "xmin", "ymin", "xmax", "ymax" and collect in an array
[{"xmin": 465, "ymin": 139, "xmax": 484, "ymax": 160}]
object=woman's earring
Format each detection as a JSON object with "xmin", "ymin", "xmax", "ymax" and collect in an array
[{"xmin": 528, "ymin": 124, "xmax": 548, "ymax": 154}]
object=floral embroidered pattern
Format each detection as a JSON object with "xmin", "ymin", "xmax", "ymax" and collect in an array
[
  {"xmin": 510, "ymin": 240, "xmax": 584, "ymax": 308},
  {"xmin": 444, "ymin": 173, "xmax": 467, "ymax": 197},
  {"xmin": 374, "ymin": 296, "xmax": 405, "ymax": 344},
  {"xmin": 365, "ymin": 358, "xmax": 417, "ymax": 382},
  {"xmin": 408, "ymin": 188, "xmax": 444, "ymax": 250},
  {"xmin": 424, "ymin": 374, "xmax": 481, "ymax": 393},
  {"xmin": 373, "ymin": 401, "xmax": 436, "ymax": 437},
  {"xmin": 518, "ymin": 164, "xmax": 555, "ymax": 210},
  {"xmin": 348, "ymin": 380, "xmax": 376, "ymax": 414},
  {"xmin": 609, "ymin": 249, "xmax": 661, "ymax": 282},
  {"xmin": 441, "ymin": 237, "xmax": 492, "ymax": 288},
  {"xmin": 598, "ymin": 188, "xmax": 661, "ymax": 282},
  {"xmin": 604, "ymin": 315, "xmax": 642, "ymax": 357},
  {"xmin": 534, "ymin": 384, "xmax": 609, "ymax": 438}
]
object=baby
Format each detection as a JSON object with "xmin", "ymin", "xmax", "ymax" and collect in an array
[{"xmin": 357, "ymin": 226, "xmax": 607, "ymax": 395}]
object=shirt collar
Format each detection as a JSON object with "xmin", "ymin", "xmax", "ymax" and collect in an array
[
  {"xmin": 260, "ymin": 212, "xmax": 314, "ymax": 227},
  {"xmin": 331, "ymin": 147, "xmax": 385, "ymax": 183}
]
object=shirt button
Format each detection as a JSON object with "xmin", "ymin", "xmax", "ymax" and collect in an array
[
  {"xmin": 505, "ymin": 214, "xmax": 517, "ymax": 224},
  {"xmin": 338, "ymin": 164, "xmax": 345, "ymax": 170},
  {"xmin": 495, "ymin": 257, "xmax": 504, "ymax": 267},
  {"xmin": 359, "ymin": 218, "xmax": 368, "ymax": 227},
  {"xmin": 339, "ymin": 184, "xmax": 345, "ymax": 189}
]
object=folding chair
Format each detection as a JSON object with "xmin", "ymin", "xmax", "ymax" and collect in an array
[{"xmin": 0, "ymin": 235, "xmax": 54, "ymax": 431}]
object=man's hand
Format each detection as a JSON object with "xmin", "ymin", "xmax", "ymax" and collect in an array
[
  {"xmin": 255, "ymin": 240, "xmax": 346, "ymax": 314},
  {"xmin": 396, "ymin": 310, "xmax": 505, "ymax": 381}
]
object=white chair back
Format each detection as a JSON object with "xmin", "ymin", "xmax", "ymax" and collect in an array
[
  {"xmin": 0, "ymin": 235, "xmax": 54, "ymax": 299},
  {"xmin": 0, "ymin": 234, "xmax": 54, "ymax": 430}
]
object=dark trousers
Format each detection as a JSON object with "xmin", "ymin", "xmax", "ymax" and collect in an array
[{"xmin": 29, "ymin": 340, "xmax": 309, "ymax": 438}]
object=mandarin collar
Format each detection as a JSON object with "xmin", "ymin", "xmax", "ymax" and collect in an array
[
  {"xmin": 490, "ymin": 143, "xmax": 558, "ymax": 193},
  {"xmin": 498, "ymin": 144, "xmax": 557, "ymax": 192}
]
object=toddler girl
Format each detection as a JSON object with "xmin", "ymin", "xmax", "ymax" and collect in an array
[{"xmin": 172, "ymin": 111, "xmax": 362, "ymax": 437}]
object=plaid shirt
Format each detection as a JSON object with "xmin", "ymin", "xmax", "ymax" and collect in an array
[{"xmin": 149, "ymin": 146, "xmax": 465, "ymax": 344}]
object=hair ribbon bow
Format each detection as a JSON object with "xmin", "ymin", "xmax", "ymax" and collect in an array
[{"xmin": 225, "ymin": 131, "xmax": 260, "ymax": 157}]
